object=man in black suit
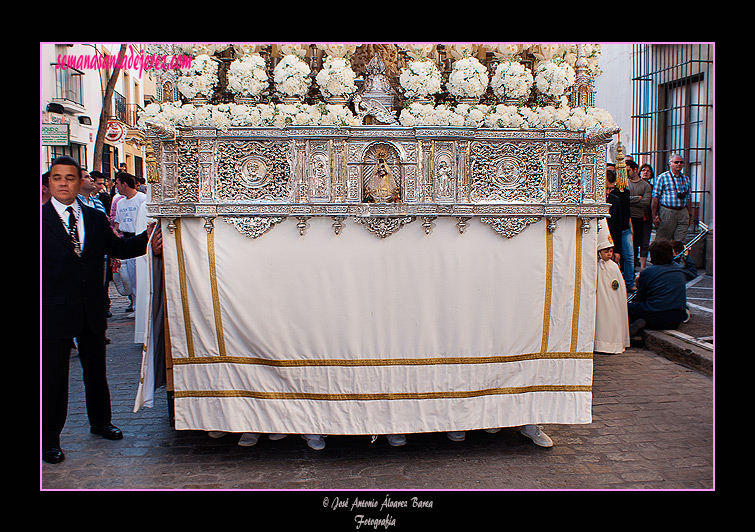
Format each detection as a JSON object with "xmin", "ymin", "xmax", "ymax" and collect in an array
[{"xmin": 42, "ymin": 156, "xmax": 153, "ymax": 464}]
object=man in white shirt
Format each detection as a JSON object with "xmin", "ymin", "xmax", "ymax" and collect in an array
[{"xmin": 113, "ymin": 173, "xmax": 146, "ymax": 314}]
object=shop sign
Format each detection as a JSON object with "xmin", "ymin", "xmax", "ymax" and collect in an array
[
  {"xmin": 42, "ymin": 123, "xmax": 70, "ymax": 146},
  {"xmin": 105, "ymin": 121, "xmax": 128, "ymax": 143}
]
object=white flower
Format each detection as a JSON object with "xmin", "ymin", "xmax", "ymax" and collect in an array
[
  {"xmin": 210, "ymin": 104, "xmax": 231, "ymax": 130},
  {"xmin": 277, "ymin": 44, "xmax": 309, "ymax": 59},
  {"xmin": 399, "ymin": 59, "xmax": 442, "ymax": 99},
  {"xmin": 454, "ymin": 103, "xmax": 489, "ymax": 127},
  {"xmin": 485, "ymin": 105, "xmax": 524, "ymax": 128},
  {"xmin": 491, "ymin": 61, "xmax": 533, "ymax": 100},
  {"xmin": 315, "ymin": 44, "xmax": 359, "ymax": 58},
  {"xmin": 534, "ymin": 59, "xmax": 576, "ymax": 99},
  {"xmin": 273, "ymin": 54, "xmax": 311, "ymax": 97},
  {"xmin": 227, "ymin": 54, "xmax": 268, "ymax": 97},
  {"xmin": 493, "ymin": 43, "xmax": 522, "ymax": 58},
  {"xmin": 530, "ymin": 44, "xmax": 565, "ymax": 62},
  {"xmin": 399, "ymin": 43, "xmax": 437, "ymax": 61},
  {"xmin": 137, "ymin": 102, "xmax": 162, "ymax": 127},
  {"xmin": 177, "ymin": 54, "xmax": 218, "ymax": 99},
  {"xmin": 399, "ymin": 102, "xmax": 437, "ymax": 126},
  {"xmin": 565, "ymin": 107, "xmax": 588, "ymax": 130},
  {"xmin": 258, "ymin": 104, "xmax": 276, "ymax": 125},
  {"xmin": 319, "ymin": 104, "xmax": 360, "ymax": 126},
  {"xmin": 190, "ymin": 105, "xmax": 212, "ymax": 126},
  {"xmin": 447, "ymin": 57, "xmax": 489, "ymax": 99},
  {"xmin": 315, "ymin": 56, "xmax": 356, "ymax": 97},
  {"xmin": 226, "ymin": 103, "xmax": 252, "ymax": 126}
]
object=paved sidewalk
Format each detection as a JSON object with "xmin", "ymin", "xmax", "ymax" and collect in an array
[{"xmin": 41, "ymin": 287, "xmax": 714, "ymax": 491}]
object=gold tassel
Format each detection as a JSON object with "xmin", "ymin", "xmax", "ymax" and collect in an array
[
  {"xmin": 145, "ymin": 141, "xmax": 160, "ymax": 184},
  {"xmin": 615, "ymin": 144, "xmax": 628, "ymax": 191}
]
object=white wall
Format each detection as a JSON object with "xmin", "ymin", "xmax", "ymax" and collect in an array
[{"xmin": 594, "ymin": 43, "xmax": 633, "ymax": 162}]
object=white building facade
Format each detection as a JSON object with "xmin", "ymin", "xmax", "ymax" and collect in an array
[{"xmin": 41, "ymin": 43, "xmax": 148, "ymax": 181}]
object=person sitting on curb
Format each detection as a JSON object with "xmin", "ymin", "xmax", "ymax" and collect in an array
[{"xmin": 628, "ymin": 240, "xmax": 687, "ymax": 332}]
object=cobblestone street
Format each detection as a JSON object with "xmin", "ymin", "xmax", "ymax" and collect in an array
[{"xmin": 41, "ymin": 288, "xmax": 713, "ymax": 492}]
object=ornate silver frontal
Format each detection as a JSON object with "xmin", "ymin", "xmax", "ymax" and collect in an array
[{"xmin": 145, "ymin": 124, "xmax": 616, "ymax": 239}]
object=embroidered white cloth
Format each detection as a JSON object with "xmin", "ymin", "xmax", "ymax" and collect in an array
[{"xmin": 138, "ymin": 215, "xmax": 597, "ymax": 434}]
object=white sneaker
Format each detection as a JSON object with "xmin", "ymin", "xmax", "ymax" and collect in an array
[
  {"xmin": 302, "ymin": 434, "xmax": 326, "ymax": 450},
  {"xmin": 447, "ymin": 431, "xmax": 466, "ymax": 442},
  {"xmin": 520, "ymin": 424, "xmax": 553, "ymax": 447},
  {"xmin": 386, "ymin": 434, "xmax": 406, "ymax": 447},
  {"xmin": 238, "ymin": 433, "xmax": 260, "ymax": 447},
  {"xmin": 207, "ymin": 431, "xmax": 227, "ymax": 438},
  {"xmin": 269, "ymin": 433, "xmax": 288, "ymax": 440}
]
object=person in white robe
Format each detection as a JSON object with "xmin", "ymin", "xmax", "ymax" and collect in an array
[
  {"xmin": 134, "ymin": 188, "xmax": 153, "ymax": 344},
  {"xmin": 594, "ymin": 218, "xmax": 630, "ymax": 354}
]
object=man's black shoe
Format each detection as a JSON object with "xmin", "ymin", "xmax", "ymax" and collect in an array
[
  {"xmin": 90, "ymin": 423, "xmax": 123, "ymax": 440},
  {"xmin": 43, "ymin": 447, "xmax": 65, "ymax": 464}
]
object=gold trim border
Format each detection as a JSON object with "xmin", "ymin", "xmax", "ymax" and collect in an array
[
  {"xmin": 175, "ymin": 384, "xmax": 592, "ymax": 402},
  {"xmin": 540, "ymin": 228, "xmax": 553, "ymax": 353},
  {"xmin": 172, "ymin": 351, "xmax": 592, "ymax": 367},
  {"xmin": 206, "ymin": 226, "xmax": 227, "ymax": 356},
  {"xmin": 570, "ymin": 221, "xmax": 584, "ymax": 353},
  {"xmin": 174, "ymin": 219, "xmax": 195, "ymax": 357}
]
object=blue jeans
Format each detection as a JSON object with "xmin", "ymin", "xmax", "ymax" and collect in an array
[{"xmin": 621, "ymin": 228, "xmax": 634, "ymax": 289}]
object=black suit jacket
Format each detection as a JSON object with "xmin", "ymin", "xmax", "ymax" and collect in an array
[{"xmin": 42, "ymin": 200, "xmax": 149, "ymax": 339}]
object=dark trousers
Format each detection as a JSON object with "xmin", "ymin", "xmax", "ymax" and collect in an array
[
  {"xmin": 42, "ymin": 325, "xmax": 112, "ymax": 448},
  {"xmin": 628, "ymin": 302, "xmax": 686, "ymax": 331}
]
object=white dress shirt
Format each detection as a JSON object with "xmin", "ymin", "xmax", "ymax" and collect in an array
[{"xmin": 50, "ymin": 196, "xmax": 85, "ymax": 250}]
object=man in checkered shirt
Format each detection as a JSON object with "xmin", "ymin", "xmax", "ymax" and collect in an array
[{"xmin": 651, "ymin": 154, "xmax": 691, "ymax": 242}]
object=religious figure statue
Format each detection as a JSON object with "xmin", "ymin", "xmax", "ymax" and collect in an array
[
  {"xmin": 436, "ymin": 160, "xmax": 452, "ymax": 198},
  {"xmin": 353, "ymin": 54, "xmax": 399, "ymax": 125},
  {"xmin": 364, "ymin": 146, "xmax": 400, "ymax": 203}
]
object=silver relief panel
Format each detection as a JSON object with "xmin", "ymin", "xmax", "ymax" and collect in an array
[
  {"xmin": 307, "ymin": 140, "xmax": 331, "ymax": 202},
  {"xmin": 469, "ymin": 141, "xmax": 546, "ymax": 203},
  {"xmin": 145, "ymin": 125, "xmax": 617, "ymax": 239},
  {"xmin": 215, "ymin": 139, "xmax": 293, "ymax": 202}
]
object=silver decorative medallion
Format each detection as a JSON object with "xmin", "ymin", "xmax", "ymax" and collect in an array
[
  {"xmin": 354, "ymin": 216, "xmax": 414, "ymax": 238},
  {"xmin": 480, "ymin": 216, "xmax": 540, "ymax": 238},
  {"xmin": 223, "ymin": 216, "xmax": 286, "ymax": 239}
]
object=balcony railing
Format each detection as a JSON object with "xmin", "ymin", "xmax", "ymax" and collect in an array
[
  {"xmin": 107, "ymin": 91, "xmax": 142, "ymax": 127},
  {"xmin": 113, "ymin": 91, "xmax": 127, "ymax": 123},
  {"xmin": 54, "ymin": 66, "xmax": 83, "ymax": 106}
]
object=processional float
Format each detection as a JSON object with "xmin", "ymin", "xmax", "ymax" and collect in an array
[{"xmin": 134, "ymin": 44, "xmax": 619, "ymax": 437}]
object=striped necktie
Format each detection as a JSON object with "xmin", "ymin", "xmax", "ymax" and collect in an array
[{"xmin": 66, "ymin": 206, "xmax": 81, "ymax": 256}]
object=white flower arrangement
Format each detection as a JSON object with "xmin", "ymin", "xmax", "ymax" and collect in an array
[
  {"xmin": 399, "ymin": 59, "xmax": 442, "ymax": 100},
  {"xmin": 315, "ymin": 44, "xmax": 359, "ymax": 58},
  {"xmin": 398, "ymin": 43, "xmax": 437, "ymax": 61},
  {"xmin": 534, "ymin": 59, "xmax": 576, "ymax": 100},
  {"xmin": 177, "ymin": 54, "xmax": 218, "ymax": 100},
  {"xmin": 485, "ymin": 103, "xmax": 616, "ymax": 130},
  {"xmin": 319, "ymin": 103, "xmax": 361, "ymax": 126},
  {"xmin": 484, "ymin": 105, "xmax": 525, "ymax": 129},
  {"xmin": 273, "ymin": 54, "xmax": 312, "ymax": 98},
  {"xmin": 453, "ymin": 103, "xmax": 490, "ymax": 127},
  {"xmin": 140, "ymin": 101, "xmax": 614, "ymax": 132},
  {"xmin": 398, "ymin": 103, "xmax": 463, "ymax": 127},
  {"xmin": 137, "ymin": 102, "xmax": 163, "ymax": 126},
  {"xmin": 227, "ymin": 54, "xmax": 268, "ymax": 98},
  {"xmin": 446, "ymin": 56, "xmax": 489, "ymax": 100},
  {"xmin": 490, "ymin": 61, "xmax": 534, "ymax": 101},
  {"xmin": 138, "ymin": 101, "xmax": 193, "ymax": 127},
  {"xmin": 315, "ymin": 56, "xmax": 357, "ymax": 98}
]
